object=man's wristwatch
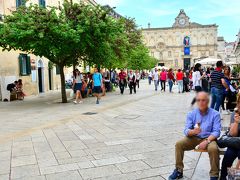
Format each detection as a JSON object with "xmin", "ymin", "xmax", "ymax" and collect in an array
[{"xmin": 206, "ymin": 139, "xmax": 211, "ymax": 144}]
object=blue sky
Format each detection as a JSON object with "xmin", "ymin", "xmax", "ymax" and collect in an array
[{"xmin": 96, "ymin": 0, "xmax": 240, "ymax": 42}]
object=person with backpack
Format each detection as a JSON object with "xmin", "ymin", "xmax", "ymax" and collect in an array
[
  {"xmin": 92, "ymin": 68, "xmax": 103, "ymax": 104},
  {"xmin": 7, "ymin": 81, "xmax": 18, "ymax": 92}
]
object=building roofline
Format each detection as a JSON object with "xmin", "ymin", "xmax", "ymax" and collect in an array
[{"xmin": 142, "ymin": 24, "xmax": 218, "ymax": 31}]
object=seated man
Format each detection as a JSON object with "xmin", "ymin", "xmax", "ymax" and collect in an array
[{"xmin": 169, "ymin": 92, "xmax": 221, "ymax": 180}]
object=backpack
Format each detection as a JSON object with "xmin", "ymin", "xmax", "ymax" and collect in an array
[{"xmin": 7, "ymin": 83, "xmax": 14, "ymax": 91}]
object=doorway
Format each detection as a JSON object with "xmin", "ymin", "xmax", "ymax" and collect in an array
[
  {"xmin": 48, "ymin": 68, "xmax": 53, "ymax": 90},
  {"xmin": 183, "ymin": 58, "xmax": 191, "ymax": 70},
  {"xmin": 38, "ymin": 60, "xmax": 44, "ymax": 93}
]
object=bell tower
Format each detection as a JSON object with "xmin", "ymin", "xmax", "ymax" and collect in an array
[{"xmin": 173, "ymin": 9, "xmax": 190, "ymax": 27}]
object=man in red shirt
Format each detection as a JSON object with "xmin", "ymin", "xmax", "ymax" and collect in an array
[
  {"xmin": 176, "ymin": 69, "xmax": 184, "ymax": 93},
  {"xmin": 160, "ymin": 68, "xmax": 167, "ymax": 92},
  {"xmin": 119, "ymin": 69, "xmax": 127, "ymax": 94}
]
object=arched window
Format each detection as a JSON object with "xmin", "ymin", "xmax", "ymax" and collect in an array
[
  {"xmin": 16, "ymin": 0, "xmax": 26, "ymax": 7},
  {"xmin": 39, "ymin": 0, "xmax": 46, "ymax": 7}
]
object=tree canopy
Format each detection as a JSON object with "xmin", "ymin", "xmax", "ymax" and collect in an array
[{"xmin": 0, "ymin": 1, "xmax": 156, "ymax": 102}]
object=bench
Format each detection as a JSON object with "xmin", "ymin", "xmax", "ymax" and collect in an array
[
  {"xmin": 191, "ymin": 148, "xmax": 226, "ymax": 178},
  {"xmin": 194, "ymin": 148, "xmax": 226, "ymax": 155}
]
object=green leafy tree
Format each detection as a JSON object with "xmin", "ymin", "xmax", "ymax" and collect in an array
[
  {"xmin": 0, "ymin": 1, "xmax": 128, "ymax": 102},
  {"xmin": 127, "ymin": 44, "xmax": 157, "ymax": 70},
  {"xmin": 0, "ymin": 3, "xmax": 85, "ymax": 102}
]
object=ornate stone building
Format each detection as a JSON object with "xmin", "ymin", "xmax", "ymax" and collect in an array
[{"xmin": 142, "ymin": 9, "xmax": 218, "ymax": 69}]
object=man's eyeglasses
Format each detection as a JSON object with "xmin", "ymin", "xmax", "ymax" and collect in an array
[{"xmin": 196, "ymin": 99, "xmax": 207, "ymax": 102}]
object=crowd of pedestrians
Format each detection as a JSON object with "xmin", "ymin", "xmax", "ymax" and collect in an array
[
  {"xmin": 148, "ymin": 62, "xmax": 239, "ymax": 115},
  {"xmin": 70, "ymin": 68, "xmax": 144, "ymax": 104}
]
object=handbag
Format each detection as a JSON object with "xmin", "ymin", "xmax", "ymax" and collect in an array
[
  {"xmin": 217, "ymin": 131, "xmax": 240, "ymax": 150},
  {"xmin": 228, "ymin": 167, "xmax": 240, "ymax": 180}
]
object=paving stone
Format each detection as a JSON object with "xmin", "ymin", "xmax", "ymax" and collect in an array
[
  {"xmin": 92, "ymin": 156, "xmax": 128, "ymax": 166},
  {"xmin": 12, "ymin": 147, "xmax": 35, "ymax": 157},
  {"xmin": 125, "ymin": 154, "xmax": 146, "ymax": 161},
  {"xmin": 11, "ymin": 165, "xmax": 40, "ymax": 179},
  {"xmin": 0, "ymin": 151, "xmax": 11, "ymax": 162},
  {"xmin": 46, "ymin": 171, "xmax": 82, "ymax": 180},
  {"xmin": 104, "ymin": 139, "xmax": 143, "ymax": 146},
  {"xmin": 40, "ymin": 163, "xmax": 79, "ymax": 175},
  {"xmin": 77, "ymin": 161, "xmax": 95, "ymax": 169},
  {"xmin": 0, "ymin": 160, "xmax": 10, "ymax": 174},
  {"xmin": 54, "ymin": 151, "xmax": 71, "ymax": 160},
  {"xmin": 141, "ymin": 176, "xmax": 165, "ymax": 180},
  {"xmin": 0, "ymin": 174, "xmax": 9, "ymax": 180},
  {"xmin": 57, "ymin": 156, "xmax": 94, "ymax": 165},
  {"xmin": 68, "ymin": 150, "xmax": 87, "ymax": 158},
  {"xmin": 116, "ymin": 161, "xmax": 151, "ymax": 173},
  {"xmin": 11, "ymin": 155, "xmax": 37, "ymax": 167},
  {"xmin": 13, "ymin": 175, "xmax": 46, "ymax": 180},
  {"xmin": 79, "ymin": 165, "xmax": 121, "ymax": 179},
  {"xmin": 62, "ymin": 140, "xmax": 87, "ymax": 151}
]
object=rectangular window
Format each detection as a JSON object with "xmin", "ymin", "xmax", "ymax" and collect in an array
[
  {"xmin": 39, "ymin": 0, "xmax": 46, "ymax": 7},
  {"xmin": 19, "ymin": 54, "xmax": 31, "ymax": 76},
  {"xmin": 209, "ymin": 51, "xmax": 214, "ymax": 56},
  {"xmin": 16, "ymin": 0, "xmax": 26, "ymax": 7},
  {"xmin": 168, "ymin": 51, "xmax": 172, "ymax": 57}
]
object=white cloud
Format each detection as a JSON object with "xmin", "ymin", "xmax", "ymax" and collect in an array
[
  {"xmin": 95, "ymin": 0, "xmax": 125, "ymax": 7},
  {"xmin": 190, "ymin": 0, "xmax": 240, "ymax": 19}
]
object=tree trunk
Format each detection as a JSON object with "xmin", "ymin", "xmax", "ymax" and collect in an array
[{"xmin": 59, "ymin": 64, "xmax": 67, "ymax": 103}]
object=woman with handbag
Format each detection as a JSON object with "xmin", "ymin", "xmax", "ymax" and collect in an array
[{"xmin": 220, "ymin": 97, "xmax": 240, "ymax": 180}]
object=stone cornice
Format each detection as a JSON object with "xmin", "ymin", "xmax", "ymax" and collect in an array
[
  {"xmin": 142, "ymin": 24, "xmax": 218, "ymax": 31},
  {"xmin": 147, "ymin": 44, "xmax": 218, "ymax": 49}
]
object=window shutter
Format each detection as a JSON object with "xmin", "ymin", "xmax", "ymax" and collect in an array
[
  {"xmin": 56, "ymin": 65, "xmax": 60, "ymax": 75},
  {"xmin": 27, "ymin": 55, "xmax": 31, "ymax": 75},
  {"xmin": 19, "ymin": 54, "xmax": 23, "ymax": 76}
]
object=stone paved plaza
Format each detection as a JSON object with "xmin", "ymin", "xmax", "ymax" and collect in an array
[{"xmin": 0, "ymin": 81, "xmax": 228, "ymax": 180}]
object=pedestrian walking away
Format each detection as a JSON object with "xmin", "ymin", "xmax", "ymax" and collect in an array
[
  {"xmin": 128, "ymin": 70, "xmax": 137, "ymax": 94},
  {"xmin": 176, "ymin": 69, "xmax": 184, "ymax": 93},
  {"xmin": 148, "ymin": 71, "xmax": 153, "ymax": 85},
  {"xmin": 167, "ymin": 68, "xmax": 175, "ymax": 93},
  {"xmin": 92, "ymin": 68, "xmax": 103, "ymax": 104},
  {"xmin": 136, "ymin": 70, "xmax": 141, "ymax": 89},
  {"xmin": 119, "ymin": 69, "xmax": 127, "ymax": 95}
]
